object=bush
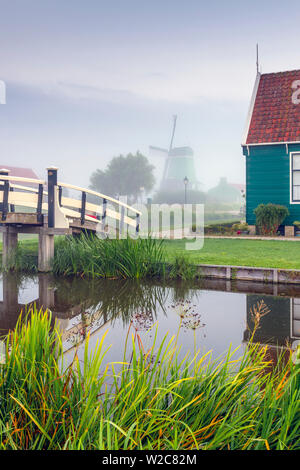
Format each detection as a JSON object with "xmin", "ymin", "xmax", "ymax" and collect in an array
[
  {"xmin": 204, "ymin": 220, "xmax": 240, "ymax": 235},
  {"xmin": 232, "ymin": 222, "xmax": 249, "ymax": 233},
  {"xmin": 254, "ymin": 204, "xmax": 289, "ymax": 236}
]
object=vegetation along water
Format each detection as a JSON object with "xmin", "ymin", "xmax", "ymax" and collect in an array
[{"xmin": 0, "ymin": 306, "xmax": 299, "ymax": 450}]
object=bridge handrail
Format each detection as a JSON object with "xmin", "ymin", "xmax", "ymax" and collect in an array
[
  {"xmin": 0, "ymin": 175, "xmax": 45, "ymax": 185},
  {"xmin": 0, "ymin": 170, "xmax": 141, "ymax": 231},
  {"xmin": 0, "ymin": 176, "xmax": 140, "ymax": 214},
  {"xmin": 58, "ymin": 181, "xmax": 142, "ymax": 215}
]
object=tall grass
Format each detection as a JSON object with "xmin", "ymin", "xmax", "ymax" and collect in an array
[
  {"xmin": 52, "ymin": 234, "xmax": 166, "ymax": 279},
  {"xmin": 1, "ymin": 234, "xmax": 199, "ymax": 280},
  {"xmin": 0, "ymin": 306, "xmax": 299, "ymax": 450},
  {"xmin": 1, "ymin": 244, "xmax": 38, "ymax": 273},
  {"xmin": 168, "ymin": 255, "xmax": 199, "ymax": 280}
]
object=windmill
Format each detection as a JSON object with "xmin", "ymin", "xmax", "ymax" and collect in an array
[{"xmin": 149, "ymin": 115, "xmax": 199, "ymax": 192}]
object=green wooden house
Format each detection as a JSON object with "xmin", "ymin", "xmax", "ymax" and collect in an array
[{"xmin": 242, "ymin": 69, "xmax": 300, "ymax": 236}]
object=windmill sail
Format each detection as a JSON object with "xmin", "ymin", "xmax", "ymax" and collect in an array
[{"xmin": 149, "ymin": 146, "xmax": 169, "ymax": 158}]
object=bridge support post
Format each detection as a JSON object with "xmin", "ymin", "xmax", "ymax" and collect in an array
[
  {"xmin": 2, "ymin": 226, "xmax": 18, "ymax": 268},
  {"xmin": 38, "ymin": 231, "xmax": 54, "ymax": 272},
  {"xmin": 47, "ymin": 166, "xmax": 58, "ymax": 228}
]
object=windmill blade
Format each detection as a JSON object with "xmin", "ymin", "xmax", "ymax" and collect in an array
[
  {"xmin": 169, "ymin": 114, "xmax": 177, "ymax": 152},
  {"xmin": 149, "ymin": 146, "xmax": 169, "ymax": 158}
]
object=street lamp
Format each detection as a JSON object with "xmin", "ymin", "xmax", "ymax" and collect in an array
[
  {"xmin": 183, "ymin": 176, "xmax": 189, "ymax": 204},
  {"xmin": 139, "ymin": 186, "xmax": 145, "ymax": 204}
]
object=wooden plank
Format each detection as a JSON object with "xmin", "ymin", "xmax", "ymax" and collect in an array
[
  {"xmin": 61, "ymin": 197, "xmax": 135, "ymax": 226},
  {"xmin": 0, "ymin": 212, "xmax": 43, "ymax": 225},
  {"xmin": 37, "ymin": 184, "xmax": 43, "ymax": 223},
  {"xmin": 0, "ymin": 225, "xmax": 71, "ymax": 234},
  {"xmin": 10, "ymin": 183, "xmax": 48, "ymax": 195},
  {"xmin": 47, "ymin": 168, "xmax": 57, "ymax": 228},
  {"xmin": 61, "ymin": 196, "xmax": 103, "ymax": 214},
  {"xmin": 2, "ymin": 181, "xmax": 9, "ymax": 220},
  {"xmin": 120, "ymin": 206, "xmax": 125, "ymax": 233},
  {"xmin": 102, "ymin": 198, "xmax": 107, "ymax": 230},
  {"xmin": 8, "ymin": 191, "xmax": 39, "ymax": 206},
  {"xmin": 106, "ymin": 207, "xmax": 136, "ymax": 227},
  {"xmin": 10, "ymin": 187, "xmax": 15, "ymax": 213},
  {"xmin": 58, "ymin": 185, "xmax": 62, "ymax": 206},
  {"xmin": 69, "ymin": 218, "xmax": 100, "ymax": 232},
  {"xmin": 60, "ymin": 206, "xmax": 98, "ymax": 222},
  {"xmin": 136, "ymin": 213, "xmax": 140, "ymax": 233},
  {"xmin": 81, "ymin": 191, "xmax": 86, "ymax": 225}
]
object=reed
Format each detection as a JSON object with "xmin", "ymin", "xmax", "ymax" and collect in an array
[
  {"xmin": 52, "ymin": 234, "xmax": 166, "ymax": 279},
  {"xmin": 1, "ymin": 235, "xmax": 199, "ymax": 280},
  {"xmin": 1, "ymin": 244, "xmax": 38, "ymax": 273},
  {"xmin": 0, "ymin": 306, "xmax": 299, "ymax": 450},
  {"xmin": 168, "ymin": 255, "xmax": 199, "ymax": 280}
]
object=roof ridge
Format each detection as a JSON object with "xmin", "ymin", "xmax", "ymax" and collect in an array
[{"xmin": 261, "ymin": 69, "xmax": 300, "ymax": 76}]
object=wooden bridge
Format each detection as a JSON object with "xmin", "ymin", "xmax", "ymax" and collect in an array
[{"xmin": 0, "ymin": 167, "xmax": 141, "ymax": 271}]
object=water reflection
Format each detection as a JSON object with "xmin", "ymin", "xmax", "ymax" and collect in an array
[{"xmin": 0, "ymin": 273, "xmax": 299, "ymax": 361}]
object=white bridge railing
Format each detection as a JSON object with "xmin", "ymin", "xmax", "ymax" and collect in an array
[{"xmin": 0, "ymin": 167, "xmax": 141, "ymax": 233}]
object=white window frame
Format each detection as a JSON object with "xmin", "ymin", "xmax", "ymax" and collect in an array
[
  {"xmin": 290, "ymin": 152, "xmax": 300, "ymax": 204},
  {"xmin": 290, "ymin": 298, "xmax": 300, "ymax": 339}
]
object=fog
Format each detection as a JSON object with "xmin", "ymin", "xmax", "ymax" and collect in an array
[{"xmin": 1, "ymin": 0, "xmax": 300, "ymax": 191}]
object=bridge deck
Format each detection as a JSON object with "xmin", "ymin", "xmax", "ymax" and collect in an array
[{"xmin": 0, "ymin": 212, "xmax": 101, "ymax": 234}]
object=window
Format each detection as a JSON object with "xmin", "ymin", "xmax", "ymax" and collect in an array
[
  {"xmin": 291, "ymin": 153, "xmax": 300, "ymax": 202},
  {"xmin": 291, "ymin": 299, "xmax": 300, "ymax": 338}
]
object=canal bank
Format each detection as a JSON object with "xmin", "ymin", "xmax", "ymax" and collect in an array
[
  {"xmin": 194, "ymin": 263, "xmax": 300, "ymax": 284},
  {"xmin": 2, "ymin": 236, "xmax": 300, "ymax": 284}
]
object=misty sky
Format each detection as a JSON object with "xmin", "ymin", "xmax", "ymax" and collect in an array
[{"xmin": 1, "ymin": 0, "xmax": 300, "ymax": 190}]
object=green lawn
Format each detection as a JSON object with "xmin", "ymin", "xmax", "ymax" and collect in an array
[
  {"xmin": 2, "ymin": 236, "xmax": 300, "ymax": 270},
  {"xmin": 163, "ymin": 238, "xmax": 300, "ymax": 270}
]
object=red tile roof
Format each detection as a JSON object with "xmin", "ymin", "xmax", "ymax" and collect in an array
[
  {"xmin": 0, "ymin": 166, "xmax": 39, "ymax": 187},
  {"xmin": 0, "ymin": 166, "xmax": 39, "ymax": 179},
  {"xmin": 245, "ymin": 70, "xmax": 300, "ymax": 144}
]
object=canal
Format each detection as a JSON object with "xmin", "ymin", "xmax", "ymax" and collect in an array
[{"xmin": 0, "ymin": 273, "xmax": 299, "ymax": 366}]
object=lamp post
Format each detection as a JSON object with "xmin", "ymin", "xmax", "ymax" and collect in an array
[
  {"xmin": 183, "ymin": 176, "xmax": 189, "ymax": 204},
  {"xmin": 139, "ymin": 186, "xmax": 145, "ymax": 204}
]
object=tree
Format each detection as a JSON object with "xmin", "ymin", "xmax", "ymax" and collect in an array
[{"xmin": 89, "ymin": 151, "xmax": 155, "ymax": 202}]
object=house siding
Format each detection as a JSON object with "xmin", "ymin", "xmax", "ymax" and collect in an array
[{"xmin": 243, "ymin": 143, "xmax": 300, "ymax": 225}]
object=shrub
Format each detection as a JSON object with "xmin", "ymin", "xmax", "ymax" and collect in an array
[
  {"xmin": 254, "ymin": 204, "xmax": 289, "ymax": 236},
  {"xmin": 204, "ymin": 220, "xmax": 240, "ymax": 235},
  {"xmin": 232, "ymin": 222, "xmax": 249, "ymax": 233}
]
